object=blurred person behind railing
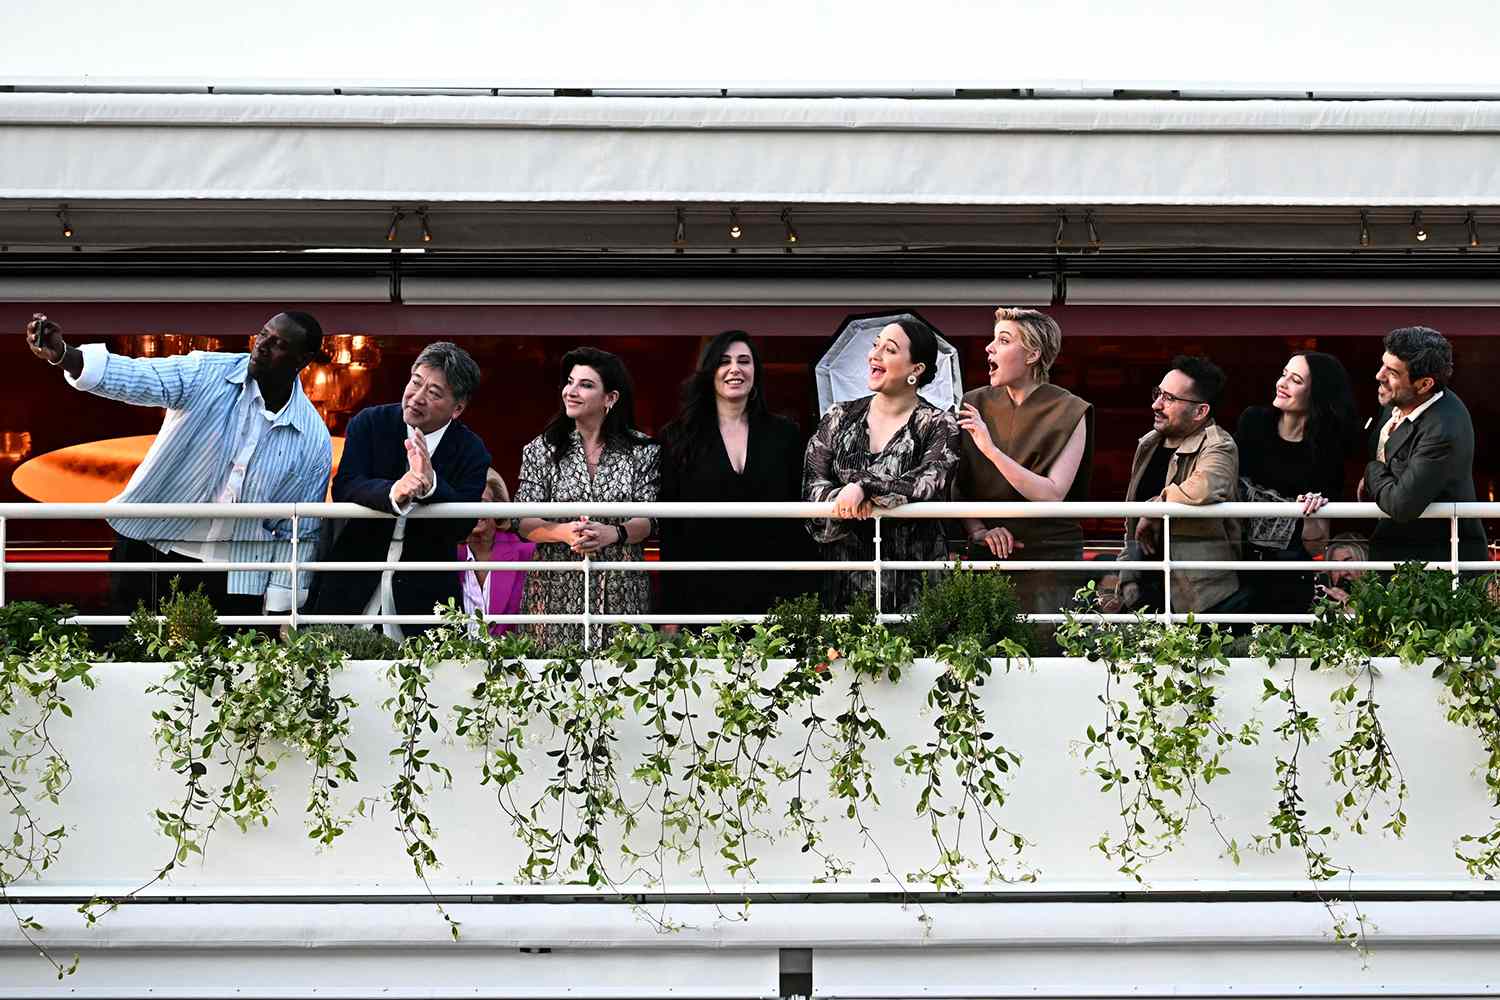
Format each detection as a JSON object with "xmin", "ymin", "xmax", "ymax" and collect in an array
[
  {"xmin": 516, "ymin": 347, "xmax": 660, "ymax": 649},
  {"xmin": 1235, "ymin": 352, "xmax": 1357, "ymax": 613},
  {"xmin": 804, "ymin": 317, "xmax": 959, "ymax": 613},
  {"xmin": 459, "ymin": 468, "xmax": 534, "ymax": 637},
  {"xmin": 657, "ymin": 331, "xmax": 809, "ymax": 630},
  {"xmin": 954, "ymin": 306, "xmax": 1094, "ymax": 615},
  {"xmin": 1353, "ymin": 326, "xmax": 1488, "ymax": 567},
  {"xmin": 309, "ymin": 342, "xmax": 490, "ymax": 640},
  {"xmin": 24, "ymin": 312, "xmax": 332, "ymax": 622},
  {"xmin": 1103, "ymin": 355, "xmax": 1246, "ymax": 615},
  {"xmin": 1314, "ymin": 533, "xmax": 1369, "ymax": 607}
]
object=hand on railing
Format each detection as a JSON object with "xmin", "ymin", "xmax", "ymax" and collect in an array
[
  {"xmin": 1134, "ymin": 516, "xmax": 1160, "ymax": 557},
  {"xmin": 969, "ymin": 525, "xmax": 1023, "ymax": 559},
  {"xmin": 832, "ymin": 483, "xmax": 872, "ymax": 519},
  {"xmin": 1299, "ymin": 492, "xmax": 1330, "ymax": 516}
]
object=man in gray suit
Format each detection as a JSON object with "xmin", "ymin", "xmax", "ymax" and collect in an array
[{"xmin": 1359, "ymin": 326, "xmax": 1487, "ymax": 565}]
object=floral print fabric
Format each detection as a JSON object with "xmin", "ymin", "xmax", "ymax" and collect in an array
[
  {"xmin": 514, "ymin": 430, "xmax": 660, "ymax": 648},
  {"xmin": 803, "ymin": 395, "xmax": 960, "ymax": 612}
]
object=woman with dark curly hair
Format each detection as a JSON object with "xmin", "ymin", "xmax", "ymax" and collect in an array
[
  {"xmin": 657, "ymin": 331, "xmax": 807, "ymax": 625},
  {"xmin": 1235, "ymin": 351, "xmax": 1357, "ymax": 612},
  {"xmin": 804, "ymin": 318, "xmax": 960, "ymax": 612},
  {"xmin": 515, "ymin": 347, "xmax": 659, "ymax": 648}
]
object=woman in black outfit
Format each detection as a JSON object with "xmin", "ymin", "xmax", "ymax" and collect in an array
[
  {"xmin": 658, "ymin": 331, "xmax": 808, "ymax": 625},
  {"xmin": 1235, "ymin": 351, "xmax": 1357, "ymax": 613}
]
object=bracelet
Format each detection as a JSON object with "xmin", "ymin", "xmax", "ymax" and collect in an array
[
  {"xmin": 615, "ymin": 524, "xmax": 627, "ymax": 547},
  {"xmin": 48, "ymin": 341, "xmax": 68, "ymax": 367}
]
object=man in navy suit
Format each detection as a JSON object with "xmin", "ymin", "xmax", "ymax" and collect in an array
[
  {"xmin": 311, "ymin": 342, "xmax": 491, "ymax": 637},
  {"xmin": 1359, "ymin": 326, "xmax": 1487, "ymax": 566}
]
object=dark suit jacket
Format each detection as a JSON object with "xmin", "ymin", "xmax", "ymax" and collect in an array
[
  {"xmin": 1364, "ymin": 389, "xmax": 1487, "ymax": 563},
  {"xmin": 311, "ymin": 403, "xmax": 490, "ymax": 630}
]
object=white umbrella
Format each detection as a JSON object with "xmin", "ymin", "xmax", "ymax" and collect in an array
[{"xmin": 814, "ymin": 313, "xmax": 963, "ymax": 416}]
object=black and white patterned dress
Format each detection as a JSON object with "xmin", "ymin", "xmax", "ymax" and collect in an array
[
  {"xmin": 803, "ymin": 395, "xmax": 960, "ymax": 612},
  {"xmin": 514, "ymin": 430, "xmax": 661, "ymax": 648}
]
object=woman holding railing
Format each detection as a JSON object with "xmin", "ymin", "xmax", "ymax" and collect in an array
[
  {"xmin": 515, "ymin": 347, "xmax": 660, "ymax": 649},
  {"xmin": 1234, "ymin": 351, "xmax": 1357, "ymax": 612},
  {"xmin": 953, "ymin": 306, "xmax": 1094, "ymax": 615},
  {"xmin": 657, "ymin": 331, "xmax": 808, "ymax": 626},
  {"xmin": 804, "ymin": 317, "xmax": 960, "ymax": 612}
]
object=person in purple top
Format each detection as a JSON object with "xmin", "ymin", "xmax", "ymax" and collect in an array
[{"xmin": 459, "ymin": 469, "xmax": 535, "ymax": 637}]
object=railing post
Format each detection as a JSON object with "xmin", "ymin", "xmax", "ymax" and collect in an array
[
  {"xmin": 582, "ymin": 554, "xmax": 593, "ymax": 651},
  {"xmin": 1161, "ymin": 514, "xmax": 1172, "ymax": 624},
  {"xmin": 1451, "ymin": 509, "xmax": 1461, "ymax": 591},
  {"xmin": 289, "ymin": 511, "xmax": 300, "ymax": 630},
  {"xmin": 873, "ymin": 514, "xmax": 883, "ymax": 621}
]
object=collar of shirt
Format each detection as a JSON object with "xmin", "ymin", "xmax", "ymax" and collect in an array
[
  {"xmin": 227, "ymin": 356, "xmax": 303, "ymax": 428},
  {"xmin": 408, "ymin": 419, "xmax": 451, "ymax": 455},
  {"xmin": 1393, "ymin": 390, "xmax": 1444, "ymax": 428}
]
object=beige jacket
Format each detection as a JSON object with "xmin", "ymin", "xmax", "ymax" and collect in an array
[{"xmin": 1118, "ymin": 420, "xmax": 1241, "ymax": 613}]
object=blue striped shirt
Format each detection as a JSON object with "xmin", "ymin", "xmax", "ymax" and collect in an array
[{"xmin": 68, "ymin": 346, "xmax": 333, "ymax": 598}]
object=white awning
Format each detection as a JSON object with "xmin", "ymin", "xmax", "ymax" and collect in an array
[{"xmin": 2, "ymin": 93, "xmax": 1500, "ymax": 250}]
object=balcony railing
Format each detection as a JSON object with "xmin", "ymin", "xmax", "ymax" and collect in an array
[{"xmin": 0, "ymin": 500, "xmax": 1493, "ymax": 642}]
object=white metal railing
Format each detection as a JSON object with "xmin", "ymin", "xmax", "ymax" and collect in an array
[{"xmin": 0, "ymin": 500, "xmax": 1494, "ymax": 645}]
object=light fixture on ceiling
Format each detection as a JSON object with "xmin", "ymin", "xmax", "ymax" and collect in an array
[
  {"xmin": 57, "ymin": 205, "xmax": 73, "ymax": 240},
  {"xmin": 1054, "ymin": 209, "xmax": 1069, "ymax": 252},
  {"xmin": 1084, "ymin": 209, "xmax": 1101, "ymax": 251},
  {"xmin": 1466, "ymin": 211, "xmax": 1481, "ymax": 249},
  {"xmin": 1411, "ymin": 210, "xmax": 1428, "ymax": 243},
  {"xmin": 673, "ymin": 207, "xmax": 687, "ymax": 247},
  {"xmin": 385, "ymin": 207, "xmax": 403, "ymax": 242},
  {"xmin": 781, "ymin": 208, "xmax": 799, "ymax": 245},
  {"xmin": 1359, "ymin": 210, "xmax": 1371, "ymax": 248},
  {"xmin": 417, "ymin": 207, "xmax": 433, "ymax": 243},
  {"xmin": 728, "ymin": 208, "xmax": 743, "ymax": 240}
]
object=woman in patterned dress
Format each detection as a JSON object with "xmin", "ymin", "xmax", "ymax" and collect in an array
[
  {"xmin": 516, "ymin": 347, "xmax": 660, "ymax": 649},
  {"xmin": 803, "ymin": 318, "xmax": 960, "ymax": 612}
]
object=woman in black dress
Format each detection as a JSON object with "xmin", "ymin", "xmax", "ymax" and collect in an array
[
  {"xmin": 1235, "ymin": 351, "xmax": 1357, "ymax": 613},
  {"xmin": 657, "ymin": 331, "xmax": 808, "ymax": 624}
]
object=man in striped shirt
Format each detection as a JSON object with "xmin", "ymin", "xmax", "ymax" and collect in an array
[{"xmin": 26, "ymin": 312, "xmax": 334, "ymax": 620}]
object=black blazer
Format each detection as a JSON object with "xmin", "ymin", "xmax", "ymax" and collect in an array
[
  {"xmin": 1364, "ymin": 390, "xmax": 1487, "ymax": 563},
  {"xmin": 311, "ymin": 403, "xmax": 491, "ymax": 628}
]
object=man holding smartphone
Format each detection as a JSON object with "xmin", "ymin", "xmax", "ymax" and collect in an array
[{"xmin": 25, "ymin": 312, "xmax": 333, "ymax": 620}]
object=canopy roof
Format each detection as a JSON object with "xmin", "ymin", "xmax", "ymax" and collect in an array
[{"xmin": 1, "ymin": 93, "xmax": 1499, "ymax": 252}]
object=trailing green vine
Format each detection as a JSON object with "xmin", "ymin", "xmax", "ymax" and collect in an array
[
  {"xmin": 0, "ymin": 617, "xmax": 93, "ymax": 979},
  {"xmin": 85, "ymin": 588, "xmax": 359, "ymax": 928},
  {"xmin": 1059, "ymin": 589, "xmax": 1258, "ymax": 882}
]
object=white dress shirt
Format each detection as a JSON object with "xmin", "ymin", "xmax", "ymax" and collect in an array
[
  {"xmin": 362, "ymin": 421, "xmax": 450, "ymax": 639},
  {"xmin": 1377, "ymin": 390, "xmax": 1444, "ymax": 463}
]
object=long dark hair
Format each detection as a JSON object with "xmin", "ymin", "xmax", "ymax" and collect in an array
[
  {"xmin": 1294, "ymin": 351, "xmax": 1358, "ymax": 463},
  {"xmin": 540, "ymin": 347, "xmax": 644, "ymax": 463},
  {"xmin": 660, "ymin": 331, "xmax": 770, "ymax": 467}
]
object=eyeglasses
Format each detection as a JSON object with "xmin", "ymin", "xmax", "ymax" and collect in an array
[{"xmin": 1151, "ymin": 386, "xmax": 1206, "ymax": 406}]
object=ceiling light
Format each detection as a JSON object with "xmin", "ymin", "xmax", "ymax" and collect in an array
[
  {"xmin": 1084, "ymin": 209, "xmax": 1101, "ymax": 251},
  {"xmin": 781, "ymin": 208, "xmax": 799, "ymax": 245},
  {"xmin": 673, "ymin": 208, "xmax": 687, "ymax": 246},
  {"xmin": 417, "ymin": 208, "xmax": 433, "ymax": 243},
  {"xmin": 729, "ymin": 208, "xmax": 743, "ymax": 240},
  {"xmin": 1359, "ymin": 210, "xmax": 1370, "ymax": 248},
  {"xmin": 57, "ymin": 205, "xmax": 73, "ymax": 240},
  {"xmin": 1412, "ymin": 210, "xmax": 1428, "ymax": 243},
  {"xmin": 1466, "ymin": 211, "xmax": 1481, "ymax": 249},
  {"xmin": 1054, "ymin": 209, "xmax": 1068, "ymax": 252},
  {"xmin": 385, "ymin": 207, "xmax": 403, "ymax": 242}
]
